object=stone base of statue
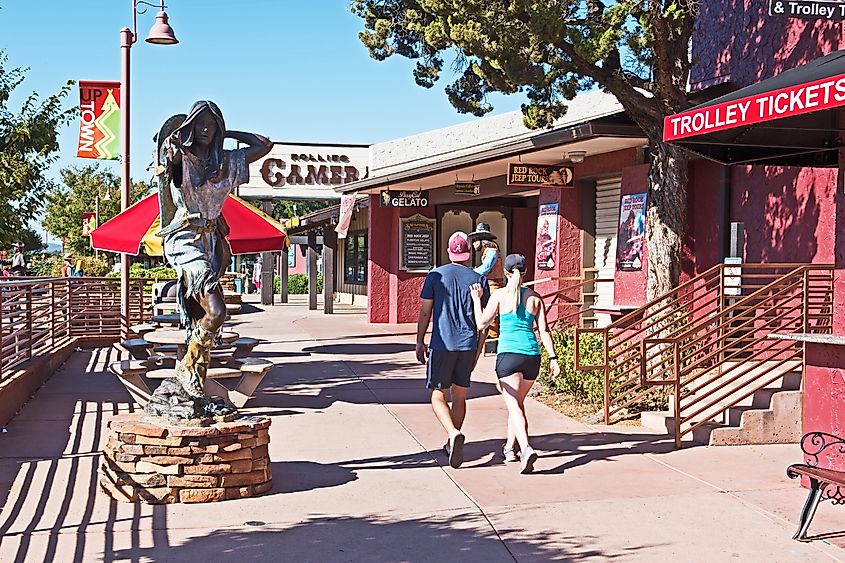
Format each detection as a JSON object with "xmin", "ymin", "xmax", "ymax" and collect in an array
[
  {"xmin": 144, "ymin": 378, "xmax": 238, "ymax": 426},
  {"xmin": 99, "ymin": 413, "xmax": 272, "ymax": 504}
]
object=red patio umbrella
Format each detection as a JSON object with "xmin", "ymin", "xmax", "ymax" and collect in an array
[{"xmin": 90, "ymin": 192, "xmax": 286, "ymax": 256}]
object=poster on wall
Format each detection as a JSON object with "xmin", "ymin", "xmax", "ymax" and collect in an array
[
  {"xmin": 615, "ymin": 193, "xmax": 647, "ymax": 271},
  {"xmin": 400, "ymin": 214, "xmax": 435, "ymax": 272},
  {"xmin": 536, "ymin": 203, "xmax": 559, "ymax": 271}
]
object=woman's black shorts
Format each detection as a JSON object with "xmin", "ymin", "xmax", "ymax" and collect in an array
[{"xmin": 495, "ymin": 353, "xmax": 541, "ymax": 380}]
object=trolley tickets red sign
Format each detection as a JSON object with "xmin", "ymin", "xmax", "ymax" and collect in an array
[{"xmin": 663, "ymin": 73, "xmax": 845, "ymax": 141}]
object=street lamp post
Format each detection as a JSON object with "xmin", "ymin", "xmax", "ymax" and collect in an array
[
  {"xmin": 119, "ymin": 0, "xmax": 178, "ymax": 337},
  {"xmin": 94, "ymin": 190, "xmax": 111, "ymax": 259}
]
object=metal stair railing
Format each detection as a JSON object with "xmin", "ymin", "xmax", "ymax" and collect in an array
[
  {"xmin": 534, "ymin": 271, "xmax": 614, "ymax": 330},
  {"xmin": 573, "ymin": 263, "xmax": 810, "ymax": 425},
  {"xmin": 639, "ymin": 264, "xmax": 833, "ymax": 447}
]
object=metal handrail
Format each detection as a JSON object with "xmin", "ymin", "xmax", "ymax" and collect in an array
[
  {"xmin": 574, "ymin": 263, "xmax": 819, "ymax": 425},
  {"xmin": 0, "ymin": 277, "xmax": 159, "ymax": 378}
]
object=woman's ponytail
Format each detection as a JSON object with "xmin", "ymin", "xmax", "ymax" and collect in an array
[{"xmin": 503, "ymin": 267, "xmax": 523, "ymax": 311}]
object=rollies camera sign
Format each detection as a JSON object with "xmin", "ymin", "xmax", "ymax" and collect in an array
[
  {"xmin": 769, "ymin": 0, "xmax": 845, "ymax": 19},
  {"xmin": 238, "ymin": 142, "xmax": 369, "ymax": 200}
]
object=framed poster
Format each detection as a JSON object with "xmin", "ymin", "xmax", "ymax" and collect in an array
[
  {"xmin": 616, "ymin": 193, "xmax": 647, "ymax": 271},
  {"xmin": 400, "ymin": 214, "xmax": 435, "ymax": 272},
  {"xmin": 536, "ymin": 203, "xmax": 559, "ymax": 271},
  {"xmin": 507, "ymin": 163, "xmax": 574, "ymax": 187}
]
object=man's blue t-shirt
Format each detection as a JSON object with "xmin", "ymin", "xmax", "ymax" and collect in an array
[{"xmin": 421, "ymin": 263, "xmax": 490, "ymax": 351}]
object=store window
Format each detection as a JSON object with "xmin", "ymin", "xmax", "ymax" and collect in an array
[{"xmin": 344, "ymin": 231, "xmax": 368, "ymax": 285}]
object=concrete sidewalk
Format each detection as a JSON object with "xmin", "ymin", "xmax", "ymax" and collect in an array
[{"xmin": 1, "ymin": 296, "xmax": 845, "ymax": 562}]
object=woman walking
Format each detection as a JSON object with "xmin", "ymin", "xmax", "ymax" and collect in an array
[{"xmin": 470, "ymin": 254, "xmax": 559, "ymax": 474}]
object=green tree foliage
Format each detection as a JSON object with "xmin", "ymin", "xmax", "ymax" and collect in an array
[
  {"xmin": 0, "ymin": 225, "xmax": 45, "ymax": 253},
  {"xmin": 353, "ymin": 1, "xmax": 698, "ymax": 297},
  {"xmin": 0, "ymin": 51, "xmax": 76, "ymax": 243},
  {"xmin": 271, "ymin": 199, "xmax": 334, "ymax": 220},
  {"xmin": 43, "ymin": 164, "xmax": 152, "ymax": 256}
]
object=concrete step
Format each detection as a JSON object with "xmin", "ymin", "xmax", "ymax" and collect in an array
[{"xmin": 708, "ymin": 390, "xmax": 802, "ymax": 446}]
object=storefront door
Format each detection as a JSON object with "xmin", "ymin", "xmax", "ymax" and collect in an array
[{"xmin": 436, "ymin": 205, "xmax": 511, "ymax": 267}]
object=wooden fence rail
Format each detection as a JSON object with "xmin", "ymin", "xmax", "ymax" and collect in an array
[{"xmin": 0, "ymin": 277, "xmax": 160, "ymax": 379}]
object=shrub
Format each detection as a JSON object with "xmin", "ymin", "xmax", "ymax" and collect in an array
[
  {"xmin": 538, "ymin": 327, "xmax": 605, "ymax": 407},
  {"xmin": 284, "ymin": 273, "xmax": 322, "ymax": 295},
  {"xmin": 107, "ymin": 263, "xmax": 177, "ymax": 280},
  {"xmin": 28, "ymin": 254, "xmax": 62, "ymax": 277},
  {"xmin": 76, "ymin": 256, "xmax": 110, "ymax": 277}
]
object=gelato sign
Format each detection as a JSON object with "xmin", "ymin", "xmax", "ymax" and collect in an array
[
  {"xmin": 768, "ymin": 0, "xmax": 845, "ymax": 19},
  {"xmin": 380, "ymin": 190, "xmax": 430, "ymax": 208},
  {"xmin": 238, "ymin": 142, "xmax": 369, "ymax": 200}
]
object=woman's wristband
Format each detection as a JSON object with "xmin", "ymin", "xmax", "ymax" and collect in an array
[{"xmin": 548, "ymin": 355, "xmax": 558, "ymax": 361}]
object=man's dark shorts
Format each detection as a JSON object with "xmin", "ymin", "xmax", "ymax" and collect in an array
[{"xmin": 426, "ymin": 349, "xmax": 475, "ymax": 389}]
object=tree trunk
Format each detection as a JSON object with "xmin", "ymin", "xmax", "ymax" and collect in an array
[{"xmin": 646, "ymin": 141, "xmax": 688, "ymax": 301}]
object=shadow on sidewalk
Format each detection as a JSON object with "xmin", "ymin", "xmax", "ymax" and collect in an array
[
  {"xmin": 439, "ymin": 432, "xmax": 675, "ymax": 473},
  {"xmin": 111, "ymin": 511, "xmax": 645, "ymax": 562},
  {"xmin": 302, "ymin": 343, "xmax": 416, "ymax": 355}
]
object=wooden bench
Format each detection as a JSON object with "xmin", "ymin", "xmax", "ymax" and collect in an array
[
  {"xmin": 120, "ymin": 339, "xmax": 154, "ymax": 360},
  {"xmin": 787, "ymin": 432, "xmax": 845, "ymax": 541},
  {"xmin": 130, "ymin": 323, "xmax": 158, "ymax": 337}
]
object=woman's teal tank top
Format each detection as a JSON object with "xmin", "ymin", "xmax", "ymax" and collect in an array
[{"xmin": 498, "ymin": 289, "xmax": 540, "ymax": 355}]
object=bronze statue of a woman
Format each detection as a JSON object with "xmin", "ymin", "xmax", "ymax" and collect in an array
[{"xmin": 150, "ymin": 101, "xmax": 271, "ymax": 417}]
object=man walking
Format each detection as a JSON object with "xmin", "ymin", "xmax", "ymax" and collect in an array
[{"xmin": 416, "ymin": 231, "xmax": 489, "ymax": 468}]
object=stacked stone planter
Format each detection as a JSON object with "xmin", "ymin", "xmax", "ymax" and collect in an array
[{"xmin": 99, "ymin": 413, "xmax": 272, "ymax": 504}]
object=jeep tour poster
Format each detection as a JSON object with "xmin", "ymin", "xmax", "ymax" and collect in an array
[
  {"xmin": 536, "ymin": 203, "xmax": 559, "ymax": 271},
  {"xmin": 616, "ymin": 193, "xmax": 647, "ymax": 271}
]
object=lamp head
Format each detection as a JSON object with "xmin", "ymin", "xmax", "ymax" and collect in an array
[
  {"xmin": 566, "ymin": 150, "xmax": 587, "ymax": 164},
  {"xmin": 102, "ymin": 190, "xmax": 112, "ymax": 202},
  {"xmin": 145, "ymin": 11, "xmax": 179, "ymax": 45}
]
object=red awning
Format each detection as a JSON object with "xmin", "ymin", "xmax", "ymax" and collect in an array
[
  {"xmin": 91, "ymin": 193, "xmax": 287, "ymax": 256},
  {"xmin": 663, "ymin": 50, "xmax": 845, "ymax": 165}
]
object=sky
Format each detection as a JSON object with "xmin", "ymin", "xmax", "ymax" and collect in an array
[{"xmin": 0, "ymin": 0, "xmax": 529, "ymax": 231}]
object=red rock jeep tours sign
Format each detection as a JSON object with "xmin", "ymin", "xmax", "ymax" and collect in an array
[{"xmin": 663, "ymin": 73, "xmax": 845, "ymax": 142}]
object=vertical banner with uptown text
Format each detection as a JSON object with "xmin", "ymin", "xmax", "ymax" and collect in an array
[{"xmin": 77, "ymin": 81, "xmax": 121, "ymax": 160}]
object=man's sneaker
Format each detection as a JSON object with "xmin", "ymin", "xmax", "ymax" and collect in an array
[
  {"xmin": 448, "ymin": 432, "xmax": 465, "ymax": 468},
  {"xmin": 519, "ymin": 446, "xmax": 538, "ymax": 474},
  {"xmin": 503, "ymin": 445, "xmax": 519, "ymax": 463}
]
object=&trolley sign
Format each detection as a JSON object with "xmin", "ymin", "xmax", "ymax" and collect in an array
[{"xmin": 769, "ymin": 0, "xmax": 845, "ymax": 20}]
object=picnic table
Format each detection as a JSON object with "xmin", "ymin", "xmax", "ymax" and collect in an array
[
  {"xmin": 145, "ymin": 329, "xmax": 240, "ymax": 360},
  {"xmin": 111, "ymin": 327, "xmax": 270, "ymax": 409}
]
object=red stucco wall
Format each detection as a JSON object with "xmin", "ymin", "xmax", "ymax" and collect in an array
[
  {"xmin": 288, "ymin": 245, "xmax": 307, "ymax": 276},
  {"xmin": 691, "ymin": 0, "xmax": 842, "ymax": 91},
  {"xmin": 685, "ymin": 159, "xmax": 723, "ymax": 280},
  {"xmin": 367, "ymin": 197, "xmax": 433, "ymax": 324},
  {"xmin": 512, "ymin": 207, "xmax": 538, "ymax": 282},
  {"xmin": 731, "ymin": 166, "xmax": 836, "ymax": 264},
  {"xmin": 368, "ymin": 196, "xmax": 394, "ymax": 323},
  {"xmin": 613, "ymin": 164, "xmax": 650, "ymax": 308}
]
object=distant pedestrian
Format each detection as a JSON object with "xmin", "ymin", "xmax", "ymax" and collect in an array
[
  {"xmin": 416, "ymin": 231, "xmax": 489, "ymax": 468},
  {"xmin": 10, "ymin": 244, "xmax": 26, "ymax": 276},
  {"xmin": 470, "ymin": 254, "xmax": 559, "ymax": 474},
  {"xmin": 62, "ymin": 254, "xmax": 74, "ymax": 277}
]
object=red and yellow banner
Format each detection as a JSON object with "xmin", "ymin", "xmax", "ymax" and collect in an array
[
  {"xmin": 82, "ymin": 212, "xmax": 97, "ymax": 237},
  {"xmin": 664, "ymin": 73, "xmax": 845, "ymax": 141},
  {"xmin": 77, "ymin": 81, "xmax": 120, "ymax": 160}
]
